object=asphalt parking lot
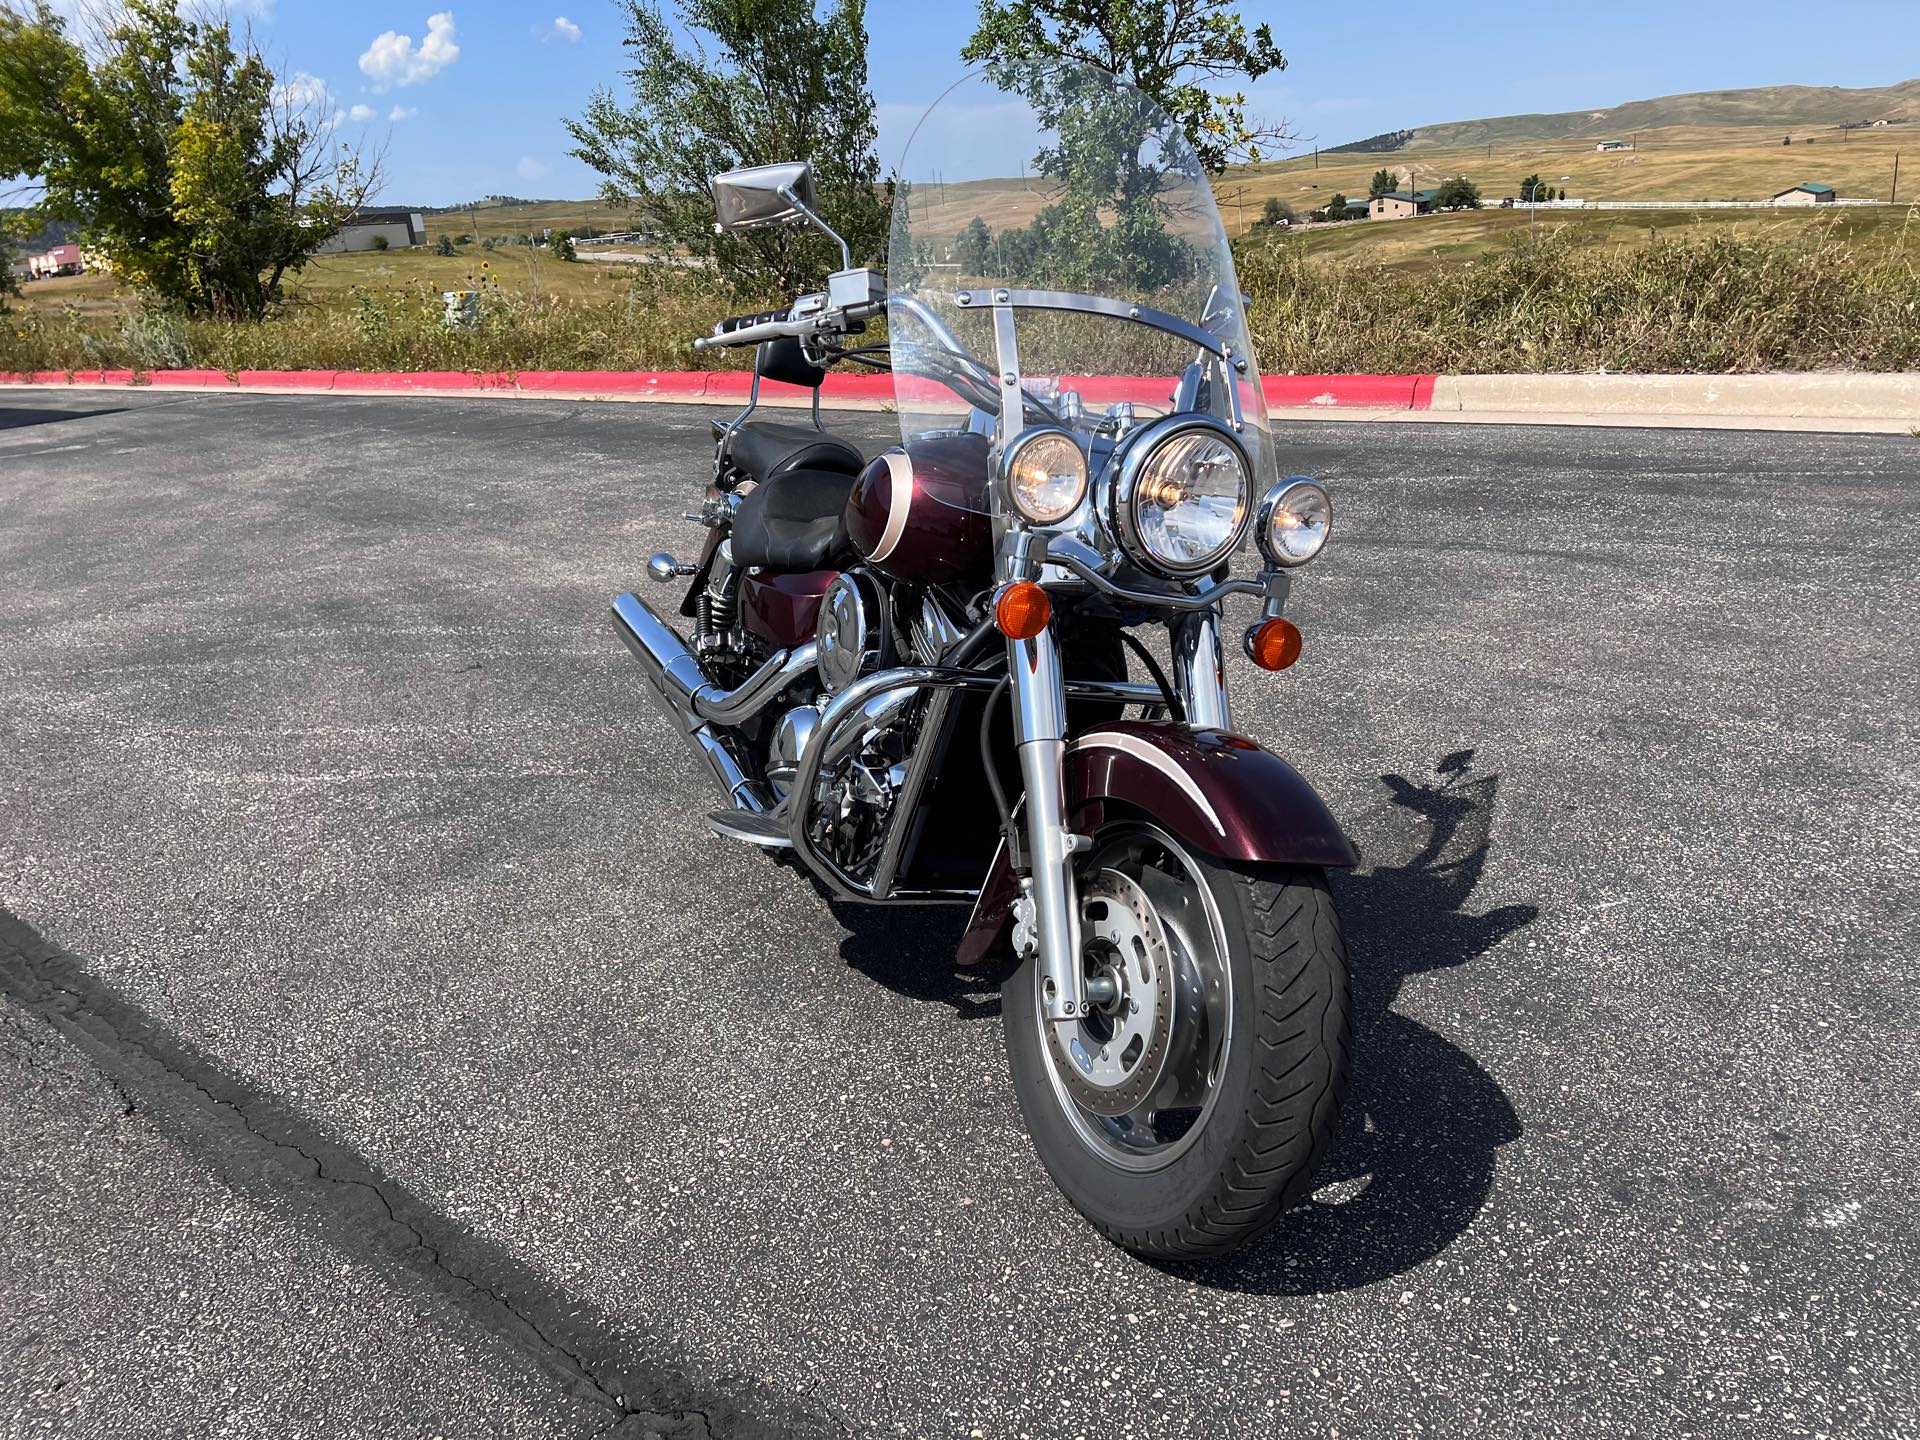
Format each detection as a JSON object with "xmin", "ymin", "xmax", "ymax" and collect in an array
[{"xmin": 2, "ymin": 389, "xmax": 1916, "ymax": 1439}]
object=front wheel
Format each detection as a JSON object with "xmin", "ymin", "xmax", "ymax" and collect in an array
[{"xmin": 1003, "ymin": 822, "xmax": 1351, "ymax": 1261}]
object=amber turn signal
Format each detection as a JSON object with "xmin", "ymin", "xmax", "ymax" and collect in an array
[
  {"xmin": 1247, "ymin": 617, "xmax": 1303, "ymax": 672},
  {"xmin": 994, "ymin": 581, "xmax": 1052, "ymax": 640}
]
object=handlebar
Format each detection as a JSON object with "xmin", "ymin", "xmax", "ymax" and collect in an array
[{"xmin": 691, "ymin": 299, "xmax": 883, "ymax": 353}]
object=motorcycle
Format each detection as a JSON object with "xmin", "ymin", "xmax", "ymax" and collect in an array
[{"xmin": 611, "ymin": 61, "xmax": 1355, "ymax": 1260}]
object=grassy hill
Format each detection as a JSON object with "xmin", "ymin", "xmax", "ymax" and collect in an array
[
  {"xmin": 421, "ymin": 200, "xmax": 650, "ymax": 243},
  {"xmin": 1233, "ymin": 122, "xmax": 1912, "ymax": 221},
  {"xmin": 1329, "ymin": 78, "xmax": 1920, "ymax": 152}
]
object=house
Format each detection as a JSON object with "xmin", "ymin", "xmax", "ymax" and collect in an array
[
  {"xmin": 1370, "ymin": 189, "xmax": 1438, "ymax": 220},
  {"xmin": 315, "ymin": 207, "xmax": 427, "ymax": 253},
  {"xmin": 26, "ymin": 244, "xmax": 83, "ymax": 279},
  {"xmin": 1596, "ymin": 139, "xmax": 1635, "ymax": 152},
  {"xmin": 1770, "ymin": 182, "xmax": 1837, "ymax": 206}
]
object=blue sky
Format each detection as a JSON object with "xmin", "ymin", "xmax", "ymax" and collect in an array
[{"xmin": 232, "ymin": 1, "xmax": 1918, "ymax": 206}]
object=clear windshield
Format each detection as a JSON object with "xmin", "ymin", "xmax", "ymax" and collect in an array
[{"xmin": 887, "ymin": 63, "xmax": 1274, "ymax": 492}]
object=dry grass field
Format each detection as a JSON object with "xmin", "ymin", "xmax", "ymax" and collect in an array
[
  {"xmin": 1235, "ymin": 122, "xmax": 1912, "ymax": 217},
  {"xmin": 1262, "ymin": 201, "xmax": 1919, "ymax": 273}
]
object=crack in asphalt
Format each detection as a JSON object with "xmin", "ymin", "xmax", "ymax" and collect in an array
[{"xmin": 0, "ymin": 907, "xmax": 840, "ymax": 1440}]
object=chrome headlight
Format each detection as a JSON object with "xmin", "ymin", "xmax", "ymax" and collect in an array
[
  {"xmin": 1115, "ymin": 419, "xmax": 1251, "ymax": 577},
  {"xmin": 1256, "ymin": 479, "xmax": 1333, "ymax": 568},
  {"xmin": 1005, "ymin": 427, "xmax": 1089, "ymax": 525}
]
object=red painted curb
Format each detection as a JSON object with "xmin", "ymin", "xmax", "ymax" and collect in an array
[
  {"xmin": 0, "ymin": 368, "xmax": 1440, "ymax": 410},
  {"xmin": 515, "ymin": 370, "xmax": 710, "ymax": 396}
]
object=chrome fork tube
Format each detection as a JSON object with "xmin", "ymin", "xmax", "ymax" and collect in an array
[
  {"xmin": 1009, "ymin": 628, "xmax": 1087, "ymax": 1024},
  {"xmin": 1170, "ymin": 609, "xmax": 1232, "ymax": 732}
]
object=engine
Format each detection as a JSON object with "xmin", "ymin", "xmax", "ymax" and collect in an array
[{"xmin": 769, "ymin": 582, "xmax": 963, "ymax": 883}]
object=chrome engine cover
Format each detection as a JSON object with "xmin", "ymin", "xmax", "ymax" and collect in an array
[
  {"xmin": 816, "ymin": 572, "xmax": 883, "ymax": 694},
  {"xmin": 767, "ymin": 702, "xmax": 820, "ymax": 798}
]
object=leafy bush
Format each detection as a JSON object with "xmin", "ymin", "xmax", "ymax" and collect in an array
[{"xmin": 434, "ymin": 234, "xmax": 457, "ymax": 257}]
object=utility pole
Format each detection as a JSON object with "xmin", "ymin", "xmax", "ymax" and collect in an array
[{"xmin": 1894, "ymin": 153, "xmax": 1902, "ymax": 204}]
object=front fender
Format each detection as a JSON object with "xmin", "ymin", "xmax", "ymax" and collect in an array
[{"xmin": 954, "ymin": 721, "xmax": 1357, "ymax": 967}]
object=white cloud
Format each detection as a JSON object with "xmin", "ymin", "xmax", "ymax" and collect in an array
[
  {"xmin": 274, "ymin": 70, "xmax": 331, "ymax": 111},
  {"xmin": 358, "ymin": 11, "xmax": 460, "ymax": 91},
  {"xmin": 348, "ymin": 103, "xmax": 376, "ymax": 122},
  {"xmin": 516, "ymin": 157, "xmax": 553, "ymax": 182},
  {"xmin": 538, "ymin": 15, "xmax": 581, "ymax": 43},
  {"xmin": 389, "ymin": 105, "xmax": 418, "ymax": 122},
  {"xmin": 272, "ymin": 73, "xmax": 349, "ymax": 130}
]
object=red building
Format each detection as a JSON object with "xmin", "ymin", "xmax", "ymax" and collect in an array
[{"xmin": 27, "ymin": 244, "xmax": 83, "ymax": 279}]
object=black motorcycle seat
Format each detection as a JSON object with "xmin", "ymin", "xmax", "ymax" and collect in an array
[
  {"xmin": 728, "ymin": 420, "xmax": 863, "ymax": 485},
  {"xmin": 730, "ymin": 467, "xmax": 857, "ymax": 570}
]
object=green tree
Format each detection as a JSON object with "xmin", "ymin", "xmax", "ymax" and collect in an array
[
  {"xmin": 0, "ymin": 0, "xmax": 377, "ymax": 319},
  {"xmin": 434, "ymin": 233, "xmax": 457, "ymax": 257},
  {"xmin": 1433, "ymin": 175, "xmax": 1482, "ymax": 210},
  {"xmin": 962, "ymin": 1, "xmax": 1294, "ymax": 171},
  {"xmin": 1519, "ymin": 173, "xmax": 1545, "ymax": 203},
  {"xmin": 549, "ymin": 228, "xmax": 578, "ymax": 261},
  {"xmin": 1262, "ymin": 195, "xmax": 1292, "ymax": 225},
  {"xmin": 566, "ymin": 0, "xmax": 888, "ymax": 294},
  {"xmin": 1323, "ymin": 192, "xmax": 1350, "ymax": 221},
  {"xmin": 1369, "ymin": 168, "xmax": 1395, "ymax": 199},
  {"xmin": 953, "ymin": 216, "xmax": 994, "ymax": 273}
]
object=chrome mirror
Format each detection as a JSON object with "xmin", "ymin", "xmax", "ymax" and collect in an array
[{"xmin": 711, "ymin": 161, "xmax": 817, "ymax": 232}]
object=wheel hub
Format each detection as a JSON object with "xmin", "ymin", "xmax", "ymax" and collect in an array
[{"xmin": 1044, "ymin": 869, "xmax": 1175, "ymax": 1117}]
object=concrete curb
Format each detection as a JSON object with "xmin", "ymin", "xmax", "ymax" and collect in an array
[{"xmin": 1432, "ymin": 372, "xmax": 1920, "ymax": 424}]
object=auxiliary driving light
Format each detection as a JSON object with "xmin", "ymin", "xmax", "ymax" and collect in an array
[
  {"xmin": 1256, "ymin": 480, "xmax": 1333, "ymax": 569},
  {"xmin": 1005, "ymin": 428, "xmax": 1090, "ymax": 525}
]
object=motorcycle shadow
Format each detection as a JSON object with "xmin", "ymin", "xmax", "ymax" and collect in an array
[
  {"xmin": 1189, "ymin": 747, "xmax": 1534, "ymax": 1295},
  {"xmin": 829, "ymin": 901, "xmax": 1013, "ymax": 1022}
]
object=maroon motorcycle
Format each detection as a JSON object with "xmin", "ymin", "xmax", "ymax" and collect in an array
[{"xmin": 612, "ymin": 62, "xmax": 1353, "ymax": 1259}]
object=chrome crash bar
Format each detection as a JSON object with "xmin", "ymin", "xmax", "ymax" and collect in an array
[{"xmin": 786, "ymin": 664, "xmax": 1163, "ymax": 904}]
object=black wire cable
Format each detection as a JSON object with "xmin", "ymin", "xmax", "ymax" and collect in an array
[
  {"xmin": 1117, "ymin": 628, "xmax": 1187, "ymax": 726},
  {"xmin": 979, "ymin": 675, "xmax": 1025, "ymax": 872}
]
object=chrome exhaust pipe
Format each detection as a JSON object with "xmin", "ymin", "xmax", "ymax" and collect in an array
[
  {"xmin": 611, "ymin": 592, "xmax": 708, "ymax": 733},
  {"xmin": 611, "ymin": 592, "xmax": 818, "ymax": 729},
  {"xmin": 610, "ymin": 592, "xmax": 814, "ymax": 813}
]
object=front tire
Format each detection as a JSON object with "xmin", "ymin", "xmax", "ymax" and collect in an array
[{"xmin": 1003, "ymin": 824, "xmax": 1351, "ymax": 1261}]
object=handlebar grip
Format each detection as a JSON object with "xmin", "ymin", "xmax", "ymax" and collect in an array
[{"xmin": 716, "ymin": 308, "xmax": 787, "ymax": 335}]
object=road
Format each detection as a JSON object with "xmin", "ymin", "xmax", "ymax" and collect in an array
[{"xmin": 1, "ymin": 390, "xmax": 1915, "ymax": 1439}]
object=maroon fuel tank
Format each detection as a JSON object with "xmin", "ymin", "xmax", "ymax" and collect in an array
[{"xmin": 843, "ymin": 433, "xmax": 993, "ymax": 586}]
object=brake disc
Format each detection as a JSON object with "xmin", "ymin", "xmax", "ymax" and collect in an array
[{"xmin": 1044, "ymin": 869, "xmax": 1176, "ymax": 1118}]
